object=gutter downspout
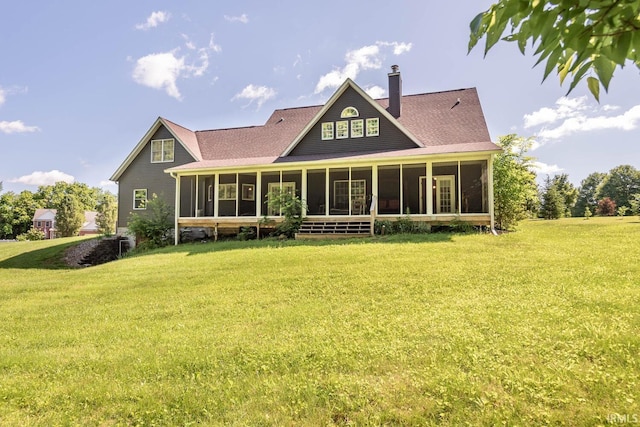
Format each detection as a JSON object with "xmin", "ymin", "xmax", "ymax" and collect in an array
[{"xmin": 170, "ymin": 172, "xmax": 180, "ymax": 245}]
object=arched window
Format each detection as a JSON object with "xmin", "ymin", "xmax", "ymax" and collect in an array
[{"xmin": 340, "ymin": 107, "xmax": 359, "ymax": 118}]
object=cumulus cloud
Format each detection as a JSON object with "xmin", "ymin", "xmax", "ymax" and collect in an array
[
  {"xmin": 9, "ymin": 170, "xmax": 74, "ymax": 186},
  {"xmin": 132, "ymin": 52, "xmax": 185, "ymax": 99},
  {"xmin": 364, "ymin": 85, "xmax": 386, "ymax": 99},
  {"xmin": 0, "ymin": 86, "xmax": 5, "ymax": 106},
  {"xmin": 532, "ymin": 161, "xmax": 563, "ymax": 176},
  {"xmin": 224, "ymin": 14, "xmax": 249, "ymax": 24},
  {"xmin": 135, "ymin": 11, "xmax": 170, "ymax": 30},
  {"xmin": 99, "ymin": 180, "xmax": 117, "ymax": 187},
  {"xmin": 132, "ymin": 35, "xmax": 220, "ymax": 99},
  {"xmin": 314, "ymin": 41, "xmax": 412, "ymax": 94},
  {"xmin": 232, "ymin": 84, "xmax": 276, "ymax": 109},
  {"xmin": 0, "ymin": 120, "xmax": 40, "ymax": 134},
  {"xmin": 523, "ymin": 96, "xmax": 640, "ymax": 148}
]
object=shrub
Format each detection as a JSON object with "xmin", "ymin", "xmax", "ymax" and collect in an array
[
  {"xmin": 265, "ymin": 189, "xmax": 306, "ymax": 238},
  {"xmin": 617, "ymin": 206, "xmax": 629, "ymax": 217},
  {"xmin": 16, "ymin": 227, "xmax": 46, "ymax": 241},
  {"xmin": 584, "ymin": 207, "xmax": 592, "ymax": 220},
  {"xmin": 596, "ymin": 197, "xmax": 616, "ymax": 216},
  {"xmin": 127, "ymin": 194, "xmax": 173, "ymax": 249}
]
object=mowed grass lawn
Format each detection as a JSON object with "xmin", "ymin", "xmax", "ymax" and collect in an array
[{"xmin": 0, "ymin": 218, "xmax": 638, "ymax": 426}]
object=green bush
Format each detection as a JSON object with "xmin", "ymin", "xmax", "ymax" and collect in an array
[
  {"xmin": 127, "ymin": 194, "xmax": 173, "ymax": 249},
  {"xmin": 16, "ymin": 227, "xmax": 46, "ymax": 241}
]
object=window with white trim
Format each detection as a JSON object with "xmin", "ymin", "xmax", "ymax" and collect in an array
[
  {"xmin": 133, "ymin": 189, "xmax": 147, "ymax": 210},
  {"xmin": 150, "ymin": 139, "xmax": 175, "ymax": 163},
  {"xmin": 321, "ymin": 122, "xmax": 334, "ymax": 140},
  {"xmin": 366, "ymin": 118, "xmax": 379, "ymax": 137},
  {"xmin": 336, "ymin": 121, "xmax": 349, "ymax": 139},
  {"xmin": 341, "ymin": 107, "xmax": 359, "ymax": 118},
  {"xmin": 351, "ymin": 119, "xmax": 364, "ymax": 138},
  {"xmin": 218, "ymin": 184, "xmax": 237, "ymax": 201}
]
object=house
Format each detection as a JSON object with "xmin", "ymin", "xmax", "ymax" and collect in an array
[
  {"xmin": 32, "ymin": 209, "xmax": 99, "ymax": 238},
  {"xmin": 111, "ymin": 66, "xmax": 501, "ymax": 243}
]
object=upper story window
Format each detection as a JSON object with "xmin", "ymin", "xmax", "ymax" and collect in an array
[
  {"xmin": 351, "ymin": 119, "xmax": 364, "ymax": 138},
  {"xmin": 151, "ymin": 139, "xmax": 175, "ymax": 163},
  {"xmin": 366, "ymin": 118, "xmax": 379, "ymax": 137},
  {"xmin": 321, "ymin": 122, "xmax": 334, "ymax": 140},
  {"xmin": 341, "ymin": 107, "xmax": 359, "ymax": 118},
  {"xmin": 336, "ymin": 121, "xmax": 349, "ymax": 139}
]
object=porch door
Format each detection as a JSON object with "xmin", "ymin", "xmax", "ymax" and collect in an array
[
  {"xmin": 435, "ymin": 175, "xmax": 455, "ymax": 214},
  {"xmin": 204, "ymin": 177, "xmax": 214, "ymax": 216},
  {"xmin": 267, "ymin": 181, "xmax": 295, "ymax": 215}
]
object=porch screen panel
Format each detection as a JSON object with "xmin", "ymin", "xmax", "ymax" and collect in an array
[
  {"xmin": 218, "ymin": 173, "xmax": 237, "ymax": 217},
  {"xmin": 329, "ymin": 168, "xmax": 349, "ymax": 215},
  {"xmin": 433, "ymin": 162, "xmax": 459, "ymax": 214},
  {"xmin": 282, "ymin": 171, "xmax": 302, "ymax": 198},
  {"xmin": 377, "ymin": 165, "xmax": 400, "ymax": 214},
  {"xmin": 402, "ymin": 164, "xmax": 426, "ymax": 215},
  {"xmin": 307, "ymin": 169, "xmax": 326, "ymax": 215},
  {"xmin": 179, "ymin": 176, "xmax": 196, "ymax": 217},
  {"xmin": 460, "ymin": 160, "xmax": 488, "ymax": 213},
  {"xmin": 351, "ymin": 167, "xmax": 372, "ymax": 215},
  {"xmin": 261, "ymin": 172, "xmax": 281, "ymax": 216},
  {"xmin": 238, "ymin": 173, "xmax": 257, "ymax": 216}
]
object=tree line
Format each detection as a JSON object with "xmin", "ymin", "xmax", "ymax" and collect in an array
[
  {"xmin": 494, "ymin": 135, "xmax": 640, "ymax": 230},
  {"xmin": 0, "ymin": 181, "xmax": 117, "ymax": 240}
]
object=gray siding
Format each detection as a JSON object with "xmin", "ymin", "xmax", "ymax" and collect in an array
[
  {"xmin": 288, "ymin": 86, "xmax": 417, "ymax": 156},
  {"xmin": 117, "ymin": 126, "xmax": 196, "ymax": 227}
]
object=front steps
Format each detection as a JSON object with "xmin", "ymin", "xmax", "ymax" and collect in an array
[{"xmin": 295, "ymin": 220, "xmax": 372, "ymax": 240}]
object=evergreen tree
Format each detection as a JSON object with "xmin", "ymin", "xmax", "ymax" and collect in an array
[
  {"xmin": 539, "ymin": 176, "xmax": 564, "ymax": 220},
  {"xmin": 550, "ymin": 173, "xmax": 578, "ymax": 217},
  {"xmin": 55, "ymin": 194, "xmax": 85, "ymax": 237}
]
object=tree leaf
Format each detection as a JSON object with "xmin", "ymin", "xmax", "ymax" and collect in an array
[
  {"xmin": 587, "ymin": 76, "xmax": 600, "ymax": 102},
  {"xmin": 593, "ymin": 55, "xmax": 616, "ymax": 91}
]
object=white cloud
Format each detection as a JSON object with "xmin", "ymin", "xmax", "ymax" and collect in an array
[
  {"xmin": 0, "ymin": 120, "xmax": 40, "ymax": 134},
  {"xmin": 9, "ymin": 170, "xmax": 74, "ymax": 186},
  {"xmin": 524, "ymin": 96, "xmax": 589, "ymax": 128},
  {"xmin": 208, "ymin": 34, "xmax": 222, "ymax": 53},
  {"xmin": 99, "ymin": 180, "xmax": 116, "ymax": 187},
  {"xmin": 135, "ymin": 11, "xmax": 170, "ymax": 30},
  {"xmin": 364, "ymin": 85, "xmax": 385, "ymax": 99},
  {"xmin": 232, "ymin": 84, "xmax": 276, "ymax": 109},
  {"xmin": 314, "ymin": 40, "xmax": 412, "ymax": 94},
  {"xmin": 224, "ymin": 14, "xmax": 249, "ymax": 24},
  {"xmin": 0, "ymin": 86, "xmax": 5, "ymax": 106},
  {"xmin": 132, "ymin": 52, "xmax": 186, "ymax": 99},
  {"xmin": 532, "ymin": 161, "xmax": 563, "ymax": 176}
]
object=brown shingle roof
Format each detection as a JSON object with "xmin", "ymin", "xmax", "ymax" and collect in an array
[{"xmin": 187, "ymin": 87, "xmax": 491, "ymax": 165}]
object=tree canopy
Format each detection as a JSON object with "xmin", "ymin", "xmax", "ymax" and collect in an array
[{"xmin": 469, "ymin": 0, "xmax": 640, "ymax": 101}]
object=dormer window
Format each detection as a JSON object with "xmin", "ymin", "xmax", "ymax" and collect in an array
[{"xmin": 341, "ymin": 107, "xmax": 359, "ymax": 118}]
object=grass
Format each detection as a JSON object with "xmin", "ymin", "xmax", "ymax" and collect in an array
[{"xmin": 0, "ymin": 218, "xmax": 638, "ymax": 426}]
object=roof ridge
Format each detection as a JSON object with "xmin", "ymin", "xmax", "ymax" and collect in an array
[
  {"xmin": 160, "ymin": 117, "xmax": 194, "ymax": 133},
  {"xmin": 196, "ymin": 124, "xmax": 264, "ymax": 133}
]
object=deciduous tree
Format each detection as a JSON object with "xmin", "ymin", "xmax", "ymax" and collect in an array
[
  {"xmin": 597, "ymin": 164, "xmax": 640, "ymax": 209},
  {"xmin": 493, "ymin": 134, "xmax": 539, "ymax": 230},
  {"xmin": 469, "ymin": 0, "xmax": 640, "ymax": 101},
  {"xmin": 573, "ymin": 172, "xmax": 607, "ymax": 217},
  {"xmin": 55, "ymin": 194, "xmax": 85, "ymax": 237}
]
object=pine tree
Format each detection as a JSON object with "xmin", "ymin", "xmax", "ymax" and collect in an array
[{"xmin": 55, "ymin": 195, "xmax": 85, "ymax": 237}]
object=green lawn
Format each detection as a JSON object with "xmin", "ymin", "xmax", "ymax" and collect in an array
[{"xmin": 0, "ymin": 218, "xmax": 638, "ymax": 426}]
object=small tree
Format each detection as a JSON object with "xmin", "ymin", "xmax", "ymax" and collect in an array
[
  {"xmin": 596, "ymin": 197, "xmax": 616, "ymax": 216},
  {"xmin": 96, "ymin": 192, "xmax": 117, "ymax": 236},
  {"xmin": 584, "ymin": 207, "xmax": 592, "ymax": 220},
  {"xmin": 617, "ymin": 206, "xmax": 629, "ymax": 218},
  {"xmin": 55, "ymin": 194, "xmax": 85, "ymax": 237},
  {"xmin": 265, "ymin": 188, "xmax": 305, "ymax": 238},
  {"xmin": 539, "ymin": 176, "xmax": 564, "ymax": 220},
  {"xmin": 127, "ymin": 194, "xmax": 173, "ymax": 248},
  {"xmin": 628, "ymin": 194, "xmax": 640, "ymax": 217}
]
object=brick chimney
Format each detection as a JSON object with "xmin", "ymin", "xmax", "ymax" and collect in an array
[{"xmin": 388, "ymin": 65, "xmax": 402, "ymax": 118}]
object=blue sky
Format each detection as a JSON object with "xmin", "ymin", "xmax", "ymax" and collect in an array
[{"xmin": 1, "ymin": 1, "xmax": 639, "ymax": 195}]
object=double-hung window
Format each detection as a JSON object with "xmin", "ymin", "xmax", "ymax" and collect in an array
[
  {"xmin": 366, "ymin": 118, "xmax": 379, "ymax": 137},
  {"xmin": 151, "ymin": 139, "xmax": 175, "ymax": 163},
  {"xmin": 134, "ymin": 189, "xmax": 147, "ymax": 210}
]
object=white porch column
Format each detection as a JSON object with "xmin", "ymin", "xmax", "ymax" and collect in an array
[
  {"xmin": 325, "ymin": 167, "xmax": 330, "ymax": 216},
  {"xmin": 195, "ymin": 174, "xmax": 199, "ymax": 217},
  {"xmin": 488, "ymin": 154, "xmax": 495, "ymax": 230},
  {"xmin": 256, "ymin": 171, "xmax": 262, "ymax": 217},
  {"xmin": 214, "ymin": 174, "xmax": 220, "ymax": 217},
  {"xmin": 301, "ymin": 168, "xmax": 308, "ymax": 216},
  {"xmin": 426, "ymin": 161, "xmax": 433, "ymax": 215},
  {"xmin": 173, "ymin": 173, "xmax": 180, "ymax": 245}
]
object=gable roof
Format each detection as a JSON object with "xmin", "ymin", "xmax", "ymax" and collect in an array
[
  {"xmin": 110, "ymin": 117, "xmax": 201, "ymax": 181},
  {"xmin": 112, "ymin": 79, "xmax": 497, "ymax": 179},
  {"xmin": 32, "ymin": 209, "xmax": 99, "ymax": 232}
]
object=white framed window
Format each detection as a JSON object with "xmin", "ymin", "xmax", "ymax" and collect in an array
[
  {"xmin": 334, "ymin": 179, "xmax": 366, "ymax": 212},
  {"xmin": 133, "ymin": 189, "xmax": 147, "ymax": 210},
  {"xmin": 267, "ymin": 182, "xmax": 296, "ymax": 215},
  {"xmin": 218, "ymin": 184, "xmax": 237, "ymax": 201},
  {"xmin": 351, "ymin": 119, "xmax": 364, "ymax": 138},
  {"xmin": 366, "ymin": 118, "xmax": 379, "ymax": 137},
  {"xmin": 336, "ymin": 120, "xmax": 349, "ymax": 139},
  {"xmin": 341, "ymin": 107, "xmax": 359, "ymax": 118},
  {"xmin": 150, "ymin": 139, "xmax": 175, "ymax": 163},
  {"xmin": 242, "ymin": 184, "xmax": 255, "ymax": 201},
  {"xmin": 321, "ymin": 122, "xmax": 334, "ymax": 140}
]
